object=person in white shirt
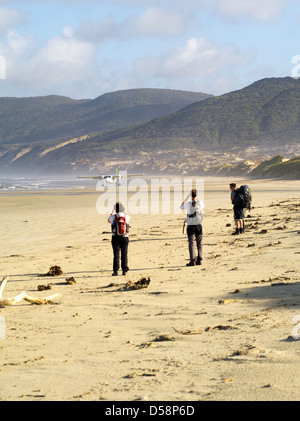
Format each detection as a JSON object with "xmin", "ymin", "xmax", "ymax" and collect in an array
[
  {"xmin": 180, "ymin": 189, "xmax": 204, "ymax": 266},
  {"xmin": 108, "ymin": 202, "xmax": 130, "ymax": 276}
]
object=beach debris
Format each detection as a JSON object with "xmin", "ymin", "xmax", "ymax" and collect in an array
[
  {"xmin": 172, "ymin": 327, "xmax": 203, "ymax": 335},
  {"xmin": 247, "ymin": 224, "xmax": 257, "ymax": 230},
  {"xmin": 153, "ymin": 334, "xmax": 175, "ymax": 342},
  {"xmin": 260, "ymin": 241, "xmax": 282, "ymax": 247},
  {"xmin": 275, "ymin": 225, "xmax": 287, "ymax": 230},
  {"xmin": 0, "ymin": 276, "xmax": 60, "ymax": 306},
  {"xmin": 123, "ymin": 277, "xmax": 151, "ymax": 290},
  {"xmin": 66, "ymin": 277, "xmax": 76, "ymax": 285},
  {"xmin": 101, "ymin": 277, "xmax": 151, "ymax": 292},
  {"xmin": 37, "ymin": 284, "xmax": 53, "ymax": 291},
  {"xmin": 205, "ymin": 325, "xmax": 237, "ymax": 331},
  {"xmin": 138, "ymin": 342, "xmax": 153, "ymax": 349},
  {"xmin": 230, "ymin": 344, "xmax": 257, "ymax": 356},
  {"xmin": 208, "ymin": 253, "xmax": 222, "ymax": 260},
  {"xmin": 218, "ymin": 299, "xmax": 239, "ymax": 305},
  {"xmin": 124, "ymin": 370, "xmax": 157, "ymax": 378},
  {"xmin": 43, "ymin": 265, "xmax": 63, "ymax": 276}
]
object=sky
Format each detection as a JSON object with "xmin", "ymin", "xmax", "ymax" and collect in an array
[{"xmin": 0, "ymin": 0, "xmax": 299, "ymax": 99}]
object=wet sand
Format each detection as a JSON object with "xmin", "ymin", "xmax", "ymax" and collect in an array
[{"xmin": 0, "ymin": 177, "xmax": 300, "ymax": 401}]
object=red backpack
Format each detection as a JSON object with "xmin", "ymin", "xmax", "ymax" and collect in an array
[{"xmin": 115, "ymin": 213, "xmax": 127, "ymax": 236}]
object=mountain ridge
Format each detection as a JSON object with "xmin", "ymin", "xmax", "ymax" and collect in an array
[
  {"xmin": 87, "ymin": 76, "xmax": 300, "ymax": 151},
  {"xmin": 0, "ymin": 88, "xmax": 212, "ymax": 145},
  {"xmin": 0, "ymin": 77, "xmax": 299, "ymax": 177}
]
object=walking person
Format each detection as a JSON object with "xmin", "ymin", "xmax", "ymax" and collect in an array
[
  {"xmin": 180, "ymin": 189, "xmax": 204, "ymax": 266},
  {"xmin": 229, "ymin": 183, "xmax": 244, "ymax": 235},
  {"xmin": 108, "ymin": 202, "xmax": 130, "ymax": 276}
]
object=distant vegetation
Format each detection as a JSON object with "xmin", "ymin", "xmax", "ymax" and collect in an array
[
  {"xmin": 0, "ymin": 89, "xmax": 211, "ymax": 145},
  {"xmin": 0, "ymin": 78, "xmax": 299, "ymax": 177},
  {"xmin": 214, "ymin": 154, "xmax": 300, "ymax": 179},
  {"xmin": 250, "ymin": 155, "xmax": 300, "ymax": 179},
  {"xmin": 87, "ymin": 77, "xmax": 300, "ymax": 150}
]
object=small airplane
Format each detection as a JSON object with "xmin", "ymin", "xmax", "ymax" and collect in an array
[{"xmin": 78, "ymin": 168, "xmax": 144, "ymax": 186}]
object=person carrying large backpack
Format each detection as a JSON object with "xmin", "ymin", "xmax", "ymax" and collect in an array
[
  {"xmin": 108, "ymin": 202, "xmax": 130, "ymax": 276},
  {"xmin": 229, "ymin": 183, "xmax": 252, "ymax": 235}
]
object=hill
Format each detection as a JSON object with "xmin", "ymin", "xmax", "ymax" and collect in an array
[
  {"xmin": 0, "ymin": 89, "xmax": 212, "ymax": 145},
  {"xmin": 86, "ymin": 77, "xmax": 300, "ymax": 151},
  {"xmin": 250, "ymin": 155, "xmax": 300, "ymax": 179},
  {"xmin": 0, "ymin": 77, "xmax": 300, "ymax": 177},
  {"xmin": 211, "ymin": 154, "xmax": 300, "ymax": 179}
]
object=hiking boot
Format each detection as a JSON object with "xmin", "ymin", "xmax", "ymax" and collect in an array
[
  {"xmin": 239, "ymin": 227, "xmax": 244, "ymax": 234},
  {"xmin": 122, "ymin": 267, "xmax": 129, "ymax": 275},
  {"xmin": 232, "ymin": 228, "xmax": 239, "ymax": 235},
  {"xmin": 196, "ymin": 257, "xmax": 202, "ymax": 265},
  {"xmin": 112, "ymin": 272, "xmax": 118, "ymax": 276},
  {"xmin": 186, "ymin": 260, "xmax": 196, "ymax": 266}
]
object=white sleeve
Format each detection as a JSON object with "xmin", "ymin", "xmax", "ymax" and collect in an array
[
  {"xmin": 108, "ymin": 214, "xmax": 115, "ymax": 223},
  {"xmin": 180, "ymin": 203, "xmax": 190, "ymax": 211}
]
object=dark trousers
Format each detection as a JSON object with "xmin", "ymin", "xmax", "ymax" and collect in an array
[
  {"xmin": 111, "ymin": 235, "xmax": 129, "ymax": 273},
  {"xmin": 187, "ymin": 224, "xmax": 203, "ymax": 262}
]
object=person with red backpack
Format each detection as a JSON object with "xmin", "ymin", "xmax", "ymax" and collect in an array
[{"xmin": 108, "ymin": 202, "xmax": 130, "ymax": 276}]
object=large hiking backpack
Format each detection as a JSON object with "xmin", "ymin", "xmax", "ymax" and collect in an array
[
  {"xmin": 232, "ymin": 185, "xmax": 252, "ymax": 209},
  {"xmin": 114, "ymin": 212, "xmax": 127, "ymax": 236}
]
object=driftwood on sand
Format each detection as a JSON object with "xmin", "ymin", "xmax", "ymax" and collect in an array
[{"xmin": 0, "ymin": 276, "xmax": 60, "ymax": 306}]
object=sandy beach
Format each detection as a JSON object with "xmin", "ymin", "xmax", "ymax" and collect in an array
[{"xmin": 0, "ymin": 176, "xmax": 300, "ymax": 401}]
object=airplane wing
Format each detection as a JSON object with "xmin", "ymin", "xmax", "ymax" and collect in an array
[
  {"xmin": 78, "ymin": 176, "xmax": 105, "ymax": 179},
  {"xmin": 78, "ymin": 171, "xmax": 144, "ymax": 180},
  {"xmin": 125, "ymin": 173, "xmax": 145, "ymax": 177}
]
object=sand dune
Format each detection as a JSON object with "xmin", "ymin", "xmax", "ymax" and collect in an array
[{"xmin": 0, "ymin": 177, "xmax": 299, "ymax": 401}]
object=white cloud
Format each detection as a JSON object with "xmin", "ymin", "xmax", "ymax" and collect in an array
[
  {"xmin": 76, "ymin": 7, "xmax": 186, "ymax": 42},
  {"xmin": 6, "ymin": 31, "xmax": 33, "ymax": 56},
  {"xmin": 10, "ymin": 0, "xmax": 291, "ymax": 23},
  {"xmin": 62, "ymin": 26, "xmax": 74, "ymax": 38},
  {"xmin": 78, "ymin": 0, "xmax": 291, "ymax": 22},
  {"xmin": 134, "ymin": 37, "xmax": 246, "ymax": 80},
  {"xmin": 10, "ymin": 33, "xmax": 95, "ymax": 88},
  {"xmin": 212, "ymin": 0, "xmax": 290, "ymax": 21},
  {"xmin": 0, "ymin": 31, "xmax": 35, "ymax": 81},
  {"xmin": 134, "ymin": 7, "xmax": 185, "ymax": 36},
  {"xmin": 0, "ymin": 7, "xmax": 24, "ymax": 35}
]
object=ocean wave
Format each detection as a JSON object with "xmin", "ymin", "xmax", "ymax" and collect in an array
[{"xmin": 0, "ymin": 177, "xmax": 93, "ymax": 192}]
